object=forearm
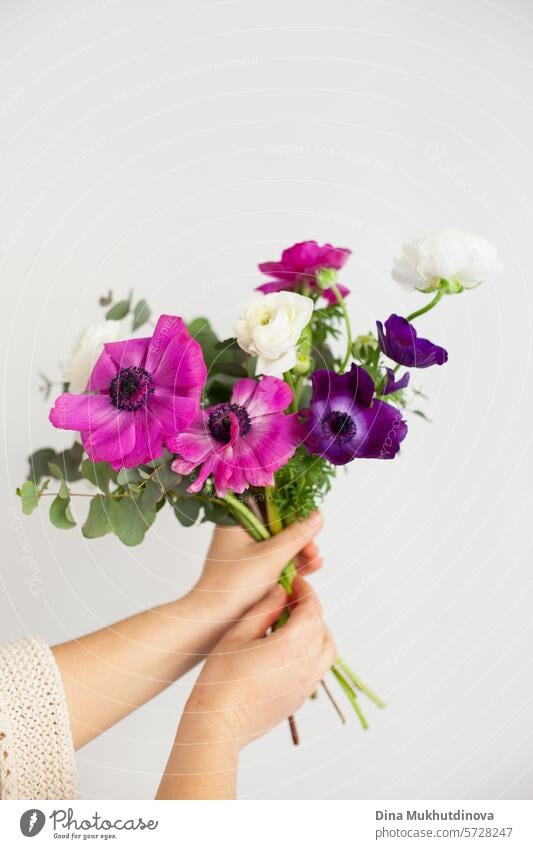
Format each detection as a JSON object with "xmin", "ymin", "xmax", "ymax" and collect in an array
[
  {"xmin": 52, "ymin": 591, "xmax": 231, "ymax": 749},
  {"xmin": 156, "ymin": 714, "xmax": 239, "ymax": 800}
]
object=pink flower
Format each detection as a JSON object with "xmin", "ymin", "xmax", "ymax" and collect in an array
[
  {"xmin": 169, "ymin": 376, "xmax": 301, "ymax": 496},
  {"xmin": 257, "ymin": 240, "xmax": 352, "ymax": 304},
  {"xmin": 49, "ymin": 315, "xmax": 207, "ymax": 469}
]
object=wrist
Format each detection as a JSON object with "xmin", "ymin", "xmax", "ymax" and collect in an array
[
  {"xmin": 186, "ymin": 581, "xmax": 247, "ymax": 627},
  {"xmin": 179, "ymin": 691, "xmax": 244, "ymax": 755}
]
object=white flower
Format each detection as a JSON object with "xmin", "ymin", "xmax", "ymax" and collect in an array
[
  {"xmin": 62, "ymin": 319, "xmax": 132, "ymax": 393},
  {"xmin": 392, "ymin": 229, "xmax": 502, "ymax": 292},
  {"xmin": 235, "ymin": 292, "xmax": 314, "ymax": 377}
]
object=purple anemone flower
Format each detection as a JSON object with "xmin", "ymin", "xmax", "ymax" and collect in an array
[
  {"xmin": 382, "ymin": 367, "xmax": 410, "ymax": 396},
  {"xmin": 169, "ymin": 376, "xmax": 301, "ymax": 496},
  {"xmin": 303, "ymin": 364, "xmax": 407, "ymax": 464},
  {"xmin": 49, "ymin": 315, "xmax": 207, "ymax": 469},
  {"xmin": 257, "ymin": 240, "xmax": 351, "ymax": 304},
  {"xmin": 377, "ymin": 314, "xmax": 448, "ymax": 368}
]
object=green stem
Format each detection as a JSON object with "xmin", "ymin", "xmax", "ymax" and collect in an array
[
  {"xmin": 335, "ymin": 657, "xmax": 385, "ymax": 709},
  {"xmin": 406, "ymin": 290, "xmax": 443, "ymax": 322},
  {"xmin": 331, "ymin": 666, "xmax": 368, "ymax": 730},
  {"xmin": 278, "ymin": 559, "xmax": 296, "ymax": 593},
  {"xmin": 218, "ymin": 492, "xmax": 269, "ymax": 541},
  {"xmin": 283, "ymin": 371, "xmax": 297, "ymax": 413},
  {"xmin": 331, "ymin": 283, "xmax": 353, "ymax": 371}
]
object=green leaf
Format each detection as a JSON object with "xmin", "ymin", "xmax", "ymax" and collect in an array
[
  {"xmin": 81, "ymin": 459, "xmax": 115, "ymax": 493},
  {"xmin": 151, "ymin": 463, "xmax": 182, "ymax": 493},
  {"xmin": 411, "ymin": 408, "xmax": 432, "ymax": 422},
  {"xmin": 47, "ymin": 462, "xmax": 70, "ymax": 499},
  {"xmin": 110, "ymin": 481, "xmax": 162, "ymax": 546},
  {"xmin": 18, "ymin": 481, "xmax": 39, "ymax": 515},
  {"xmin": 116, "ymin": 467, "xmax": 143, "ymax": 486},
  {"xmin": 28, "ymin": 442, "xmax": 83, "ymax": 484},
  {"xmin": 173, "ymin": 497, "xmax": 201, "ymax": 527},
  {"xmin": 187, "ymin": 318, "xmax": 247, "ymax": 387},
  {"xmin": 132, "ymin": 299, "xmax": 151, "ymax": 331},
  {"xmin": 106, "ymin": 299, "xmax": 130, "ymax": 320},
  {"xmin": 49, "ymin": 494, "xmax": 76, "ymax": 529},
  {"xmin": 82, "ymin": 495, "xmax": 114, "ymax": 538}
]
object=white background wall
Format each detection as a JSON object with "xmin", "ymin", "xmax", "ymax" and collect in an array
[{"xmin": 1, "ymin": 0, "xmax": 532, "ymax": 800}]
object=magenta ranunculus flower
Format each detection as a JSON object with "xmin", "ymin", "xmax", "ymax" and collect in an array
[
  {"xmin": 169, "ymin": 376, "xmax": 301, "ymax": 496},
  {"xmin": 49, "ymin": 315, "xmax": 207, "ymax": 469},
  {"xmin": 257, "ymin": 240, "xmax": 352, "ymax": 304}
]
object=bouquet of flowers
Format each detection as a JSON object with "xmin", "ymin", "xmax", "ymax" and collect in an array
[{"xmin": 18, "ymin": 231, "xmax": 501, "ymax": 739}]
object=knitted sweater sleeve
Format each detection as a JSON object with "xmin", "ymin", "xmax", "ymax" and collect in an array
[{"xmin": 0, "ymin": 636, "xmax": 78, "ymax": 799}]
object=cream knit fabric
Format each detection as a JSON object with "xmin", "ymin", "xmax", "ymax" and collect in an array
[{"xmin": 0, "ymin": 637, "xmax": 78, "ymax": 799}]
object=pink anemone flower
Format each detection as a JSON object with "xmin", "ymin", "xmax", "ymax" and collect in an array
[
  {"xmin": 169, "ymin": 376, "xmax": 301, "ymax": 496},
  {"xmin": 257, "ymin": 239, "xmax": 352, "ymax": 304},
  {"xmin": 49, "ymin": 315, "xmax": 207, "ymax": 469}
]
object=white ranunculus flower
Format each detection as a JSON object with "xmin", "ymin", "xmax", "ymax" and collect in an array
[
  {"xmin": 392, "ymin": 229, "xmax": 502, "ymax": 292},
  {"xmin": 235, "ymin": 292, "xmax": 314, "ymax": 377},
  {"xmin": 62, "ymin": 319, "xmax": 133, "ymax": 393}
]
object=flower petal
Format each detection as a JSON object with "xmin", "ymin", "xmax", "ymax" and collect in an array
[
  {"xmin": 149, "ymin": 390, "xmax": 200, "ymax": 440},
  {"xmin": 168, "ymin": 412, "xmax": 212, "ymax": 463},
  {"xmin": 145, "ymin": 315, "xmax": 206, "ymax": 393},
  {"xmin": 86, "ymin": 350, "xmax": 117, "ymax": 392},
  {"xmin": 104, "ymin": 337, "xmax": 151, "ymax": 370},
  {"xmin": 49, "ymin": 393, "xmax": 112, "ymax": 432},
  {"xmin": 80, "ymin": 408, "xmax": 136, "ymax": 464},
  {"xmin": 233, "ymin": 375, "xmax": 293, "ymax": 417},
  {"xmin": 321, "ymin": 282, "xmax": 351, "ymax": 303},
  {"xmin": 115, "ymin": 409, "xmax": 164, "ymax": 469}
]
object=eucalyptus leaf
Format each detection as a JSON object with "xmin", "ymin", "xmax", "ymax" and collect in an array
[
  {"xmin": 117, "ymin": 467, "xmax": 143, "ymax": 486},
  {"xmin": 49, "ymin": 494, "xmax": 76, "ymax": 529},
  {"xmin": 110, "ymin": 481, "xmax": 162, "ymax": 546},
  {"xmin": 29, "ymin": 442, "xmax": 83, "ymax": 484},
  {"xmin": 132, "ymin": 299, "xmax": 151, "ymax": 331},
  {"xmin": 81, "ymin": 459, "xmax": 116, "ymax": 493},
  {"xmin": 106, "ymin": 299, "xmax": 130, "ymax": 320},
  {"xmin": 82, "ymin": 495, "xmax": 113, "ymax": 539},
  {"xmin": 173, "ymin": 497, "xmax": 201, "ymax": 527},
  {"xmin": 151, "ymin": 464, "xmax": 182, "ymax": 493},
  {"xmin": 18, "ymin": 481, "xmax": 39, "ymax": 515}
]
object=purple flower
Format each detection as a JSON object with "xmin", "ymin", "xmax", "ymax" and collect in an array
[
  {"xmin": 169, "ymin": 376, "xmax": 301, "ymax": 496},
  {"xmin": 377, "ymin": 314, "xmax": 448, "ymax": 368},
  {"xmin": 381, "ymin": 367, "xmax": 410, "ymax": 396},
  {"xmin": 303, "ymin": 364, "xmax": 407, "ymax": 464},
  {"xmin": 49, "ymin": 315, "xmax": 207, "ymax": 469},
  {"xmin": 257, "ymin": 240, "xmax": 351, "ymax": 304}
]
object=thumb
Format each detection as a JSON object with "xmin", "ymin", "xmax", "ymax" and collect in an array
[
  {"xmin": 232, "ymin": 583, "xmax": 287, "ymax": 640},
  {"xmin": 261, "ymin": 512, "xmax": 324, "ymax": 566}
]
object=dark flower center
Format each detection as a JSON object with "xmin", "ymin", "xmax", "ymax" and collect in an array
[
  {"xmin": 208, "ymin": 403, "xmax": 251, "ymax": 444},
  {"xmin": 108, "ymin": 366, "xmax": 154, "ymax": 412},
  {"xmin": 322, "ymin": 410, "xmax": 356, "ymax": 444}
]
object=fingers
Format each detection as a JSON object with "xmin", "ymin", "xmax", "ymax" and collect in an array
[
  {"xmin": 231, "ymin": 584, "xmax": 288, "ymax": 640},
  {"xmin": 296, "ymin": 541, "xmax": 323, "ymax": 575},
  {"xmin": 211, "ymin": 523, "xmax": 251, "ymax": 550},
  {"xmin": 260, "ymin": 512, "xmax": 324, "ymax": 570},
  {"xmin": 282, "ymin": 577, "xmax": 324, "ymax": 647}
]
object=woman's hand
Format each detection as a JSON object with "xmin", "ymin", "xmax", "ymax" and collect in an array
[
  {"xmin": 191, "ymin": 511, "xmax": 324, "ymax": 623},
  {"xmin": 157, "ymin": 577, "xmax": 336, "ymax": 799},
  {"xmin": 54, "ymin": 513, "xmax": 324, "ymax": 751}
]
